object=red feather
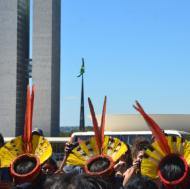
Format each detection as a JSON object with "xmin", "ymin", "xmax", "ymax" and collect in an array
[
  {"xmin": 27, "ymin": 89, "xmax": 31, "ymax": 145},
  {"xmin": 29, "ymin": 85, "xmax": 35, "ymax": 142},
  {"xmin": 23, "ymin": 86, "xmax": 30, "ymax": 143},
  {"xmin": 100, "ymin": 96, "xmax": 107, "ymax": 154},
  {"xmin": 23, "ymin": 85, "xmax": 35, "ymax": 153},
  {"xmin": 88, "ymin": 98, "xmax": 101, "ymax": 154},
  {"xmin": 133, "ymin": 101, "xmax": 171, "ymax": 155}
]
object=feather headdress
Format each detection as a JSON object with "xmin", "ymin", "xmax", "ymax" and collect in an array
[
  {"xmin": 66, "ymin": 97, "xmax": 128, "ymax": 176},
  {"xmin": 134, "ymin": 101, "xmax": 190, "ymax": 188},
  {"xmin": 0, "ymin": 85, "xmax": 52, "ymax": 184}
]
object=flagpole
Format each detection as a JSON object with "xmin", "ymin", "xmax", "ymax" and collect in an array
[{"xmin": 79, "ymin": 74, "xmax": 85, "ymax": 131}]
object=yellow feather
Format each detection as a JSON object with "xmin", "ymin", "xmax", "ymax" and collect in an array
[
  {"xmin": 0, "ymin": 136, "xmax": 24, "ymax": 168},
  {"xmin": 66, "ymin": 143, "xmax": 90, "ymax": 166},
  {"xmin": 183, "ymin": 140, "xmax": 190, "ymax": 165},
  {"xmin": 167, "ymin": 136, "xmax": 175, "ymax": 153},
  {"xmin": 0, "ymin": 135, "xmax": 52, "ymax": 168},
  {"xmin": 32, "ymin": 135, "xmax": 52, "ymax": 164},
  {"xmin": 104, "ymin": 137, "xmax": 127, "ymax": 160},
  {"xmin": 152, "ymin": 141, "xmax": 166, "ymax": 157},
  {"xmin": 89, "ymin": 137, "xmax": 99, "ymax": 155},
  {"xmin": 66, "ymin": 136, "xmax": 128, "ymax": 166},
  {"xmin": 141, "ymin": 158, "xmax": 158, "ymax": 179},
  {"xmin": 167, "ymin": 136, "xmax": 181, "ymax": 154},
  {"xmin": 176, "ymin": 137, "xmax": 184, "ymax": 154},
  {"xmin": 104, "ymin": 137, "xmax": 118, "ymax": 154},
  {"xmin": 111, "ymin": 142, "xmax": 128, "ymax": 162},
  {"xmin": 102, "ymin": 136, "xmax": 128, "ymax": 162},
  {"xmin": 78, "ymin": 140, "xmax": 92, "ymax": 157},
  {"xmin": 145, "ymin": 149, "xmax": 162, "ymax": 162},
  {"xmin": 66, "ymin": 153, "xmax": 86, "ymax": 166},
  {"xmin": 102, "ymin": 136, "xmax": 110, "ymax": 153}
]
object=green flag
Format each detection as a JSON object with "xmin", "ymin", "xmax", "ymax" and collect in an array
[{"xmin": 77, "ymin": 58, "xmax": 85, "ymax": 77}]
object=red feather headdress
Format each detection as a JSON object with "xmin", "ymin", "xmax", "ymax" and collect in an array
[
  {"xmin": 134, "ymin": 101, "xmax": 190, "ymax": 188},
  {"xmin": 66, "ymin": 97, "xmax": 128, "ymax": 176},
  {"xmin": 8, "ymin": 85, "xmax": 52, "ymax": 184},
  {"xmin": 84, "ymin": 96, "xmax": 115, "ymax": 176},
  {"xmin": 10, "ymin": 85, "xmax": 41, "ymax": 184},
  {"xmin": 133, "ymin": 101, "xmax": 170, "ymax": 155},
  {"xmin": 88, "ymin": 96, "xmax": 106, "ymax": 155}
]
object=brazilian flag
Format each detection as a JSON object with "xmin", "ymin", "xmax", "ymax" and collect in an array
[{"xmin": 77, "ymin": 58, "xmax": 85, "ymax": 77}]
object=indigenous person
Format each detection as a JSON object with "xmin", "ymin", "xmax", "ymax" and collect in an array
[
  {"xmin": 43, "ymin": 172, "xmax": 113, "ymax": 189},
  {"xmin": 131, "ymin": 137, "xmax": 150, "ymax": 164},
  {"xmin": 0, "ymin": 133, "xmax": 12, "ymax": 188},
  {"xmin": 0, "ymin": 133, "xmax": 4, "ymax": 148},
  {"xmin": 122, "ymin": 138, "xmax": 150, "ymax": 186},
  {"xmin": 125, "ymin": 175, "xmax": 158, "ymax": 189},
  {"xmin": 0, "ymin": 85, "xmax": 52, "ymax": 188},
  {"xmin": 63, "ymin": 141, "xmax": 84, "ymax": 174},
  {"xmin": 114, "ymin": 144, "xmax": 132, "ymax": 179},
  {"xmin": 64, "ymin": 97, "xmax": 128, "ymax": 189},
  {"xmin": 32, "ymin": 128, "xmax": 44, "ymax": 137},
  {"xmin": 32, "ymin": 127, "xmax": 58, "ymax": 175},
  {"xmin": 133, "ymin": 101, "xmax": 190, "ymax": 189}
]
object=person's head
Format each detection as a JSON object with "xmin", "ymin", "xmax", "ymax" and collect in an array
[
  {"xmin": 43, "ymin": 173, "xmax": 69, "ymax": 189},
  {"xmin": 159, "ymin": 154, "xmax": 190, "ymax": 189},
  {"xmin": 14, "ymin": 158, "xmax": 36, "ymax": 174},
  {"xmin": 70, "ymin": 174, "xmax": 114, "ymax": 189},
  {"xmin": 41, "ymin": 158, "xmax": 58, "ymax": 175},
  {"xmin": 43, "ymin": 173, "xmax": 113, "ymax": 189},
  {"xmin": 32, "ymin": 128, "xmax": 44, "ymax": 136},
  {"xmin": 10, "ymin": 154, "xmax": 41, "ymax": 184},
  {"xmin": 88, "ymin": 157, "xmax": 110, "ymax": 173},
  {"xmin": 119, "ymin": 144, "xmax": 133, "ymax": 168},
  {"xmin": 131, "ymin": 137, "xmax": 150, "ymax": 162},
  {"xmin": 125, "ymin": 175, "xmax": 158, "ymax": 189},
  {"xmin": 85, "ymin": 155, "xmax": 114, "ymax": 177},
  {"xmin": 0, "ymin": 133, "xmax": 5, "ymax": 148}
]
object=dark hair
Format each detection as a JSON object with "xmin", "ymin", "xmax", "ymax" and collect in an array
[
  {"xmin": 124, "ymin": 144, "xmax": 133, "ymax": 169},
  {"xmin": 159, "ymin": 155, "xmax": 185, "ymax": 181},
  {"xmin": 42, "ymin": 158, "xmax": 58, "ymax": 175},
  {"xmin": 88, "ymin": 157, "xmax": 110, "ymax": 173},
  {"xmin": 131, "ymin": 137, "xmax": 150, "ymax": 159},
  {"xmin": 72, "ymin": 174, "xmax": 112, "ymax": 189},
  {"xmin": 14, "ymin": 156, "xmax": 36, "ymax": 174},
  {"xmin": 125, "ymin": 175, "xmax": 158, "ymax": 189},
  {"xmin": 0, "ymin": 133, "xmax": 4, "ymax": 147},
  {"xmin": 43, "ymin": 173, "xmax": 113, "ymax": 189},
  {"xmin": 46, "ymin": 158, "xmax": 58, "ymax": 169},
  {"xmin": 43, "ymin": 173, "xmax": 69, "ymax": 189},
  {"xmin": 12, "ymin": 173, "xmax": 46, "ymax": 189}
]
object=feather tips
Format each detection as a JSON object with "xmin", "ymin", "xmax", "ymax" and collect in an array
[
  {"xmin": 88, "ymin": 98, "xmax": 101, "ymax": 154},
  {"xmin": 88, "ymin": 97, "xmax": 107, "ymax": 154},
  {"xmin": 133, "ymin": 101, "xmax": 171, "ymax": 155},
  {"xmin": 100, "ymin": 96, "xmax": 107, "ymax": 154}
]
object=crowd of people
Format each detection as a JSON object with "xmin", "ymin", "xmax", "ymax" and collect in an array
[
  {"xmin": 1, "ymin": 127, "xmax": 189, "ymax": 189},
  {"xmin": 0, "ymin": 89, "xmax": 190, "ymax": 189},
  {"xmin": 0, "ymin": 131, "xmax": 159, "ymax": 189}
]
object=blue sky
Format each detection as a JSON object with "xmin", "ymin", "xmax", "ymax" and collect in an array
[{"xmin": 60, "ymin": 0, "xmax": 190, "ymax": 126}]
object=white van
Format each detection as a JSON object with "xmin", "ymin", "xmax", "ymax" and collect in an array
[{"xmin": 70, "ymin": 130, "xmax": 190, "ymax": 145}]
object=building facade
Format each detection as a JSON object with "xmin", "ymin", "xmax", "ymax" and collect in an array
[
  {"xmin": 101, "ymin": 114, "xmax": 190, "ymax": 132},
  {"xmin": 0, "ymin": 0, "xmax": 29, "ymax": 137},
  {"xmin": 32, "ymin": 0, "xmax": 61, "ymax": 136}
]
